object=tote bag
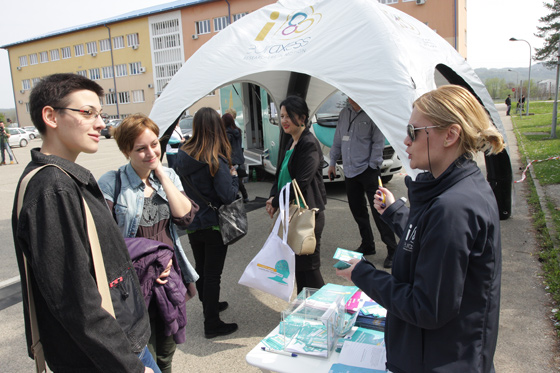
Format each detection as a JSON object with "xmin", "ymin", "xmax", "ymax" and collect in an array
[
  {"xmin": 277, "ymin": 179, "xmax": 317, "ymax": 255},
  {"xmin": 238, "ymin": 183, "xmax": 295, "ymax": 302}
]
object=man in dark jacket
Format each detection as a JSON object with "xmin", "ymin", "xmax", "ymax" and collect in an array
[
  {"xmin": 12, "ymin": 73, "xmax": 157, "ymax": 373},
  {"xmin": 505, "ymin": 94, "xmax": 511, "ymax": 116}
]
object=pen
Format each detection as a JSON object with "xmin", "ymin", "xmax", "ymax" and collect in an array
[
  {"xmin": 378, "ymin": 176, "xmax": 386, "ymax": 203},
  {"xmin": 261, "ymin": 347, "xmax": 298, "ymax": 357}
]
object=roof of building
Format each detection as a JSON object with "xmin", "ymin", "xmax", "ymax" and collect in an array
[{"xmin": 1, "ymin": 0, "xmax": 214, "ymax": 48}]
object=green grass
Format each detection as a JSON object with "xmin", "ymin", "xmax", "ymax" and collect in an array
[
  {"xmin": 511, "ymin": 101, "xmax": 560, "ymax": 332},
  {"xmin": 511, "ymin": 101, "xmax": 560, "ymax": 185}
]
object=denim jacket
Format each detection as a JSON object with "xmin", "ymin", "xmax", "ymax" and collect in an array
[{"xmin": 98, "ymin": 163, "xmax": 199, "ymax": 284}]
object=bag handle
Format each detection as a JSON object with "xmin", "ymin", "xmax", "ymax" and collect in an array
[
  {"xmin": 291, "ymin": 179, "xmax": 309, "ymax": 209},
  {"xmin": 16, "ymin": 165, "xmax": 116, "ymax": 372},
  {"xmin": 273, "ymin": 182, "xmax": 290, "ymax": 242}
]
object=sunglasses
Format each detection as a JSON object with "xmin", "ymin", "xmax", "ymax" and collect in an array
[{"xmin": 407, "ymin": 123, "xmax": 439, "ymax": 141}]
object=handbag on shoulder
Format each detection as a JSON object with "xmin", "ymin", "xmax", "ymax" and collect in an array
[
  {"xmin": 277, "ymin": 179, "xmax": 318, "ymax": 255},
  {"xmin": 180, "ymin": 174, "xmax": 248, "ymax": 246}
]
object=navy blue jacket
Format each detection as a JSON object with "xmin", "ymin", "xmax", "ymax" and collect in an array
[
  {"xmin": 174, "ymin": 149, "xmax": 238, "ymax": 230},
  {"xmin": 352, "ymin": 156, "xmax": 501, "ymax": 373}
]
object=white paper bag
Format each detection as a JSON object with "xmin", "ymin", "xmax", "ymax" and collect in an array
[{"xmin": 238, "ymin": 183, "xmax": 295, "ymax": 301}]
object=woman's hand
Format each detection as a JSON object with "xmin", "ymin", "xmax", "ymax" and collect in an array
[
  {"xmin": 265, "ymin": 197, "xmax": 277, "ymax": 218},
  {"xmin": 230, "ymin": 166, "xmax": 238, "ymax": 177},
  {"xmin": 156, "ymin": 259, "xmax": 172, "ymax": 285},
  {"xmin": 373, "ymin": 186, "xmax": 395, "ymax": 215},
  {"xmin": 335, "ymin": 258, "xmax": 360, "ymax": 282}
]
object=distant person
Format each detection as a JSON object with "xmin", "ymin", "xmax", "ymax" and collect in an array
[
  {"xmin": 327, "ymin": 97, "xmax": 397, "ymax": 268},
  {"xmin": 266, "ymin": 95, "xmax": 327, "ymax": 294},
  {"xmin": 521, "ymin": 94, "xmax": 526, "ymax": 112},
  {"xmin": 337, "ymin": 85, "xmax": 504, "ymax": 372},
  {"xmin": 165, "ymin": 122, "xmax": 185, "ymax": 169},
  {"xmin": 12, "ymin": 73, "xmax": 157, "ymax": 372},
  {"xmin": 225, "ymin": 107, "xmax": 237, "ymax": 119},
  {"xmin": 505, "ymin": 94, "xmax": 511, "ymax": 116},
  {"xmin": 223, "ymin": 113, "xmax": 249, "ymax": 202},
  {"xmin": 0, "ymin": 121, "xmax": 13, "ymax": 165},
  {"xmin": 98, "ymin": 113, "xmax": 199, "ymax": 373},
  {"xmin": 175, "ymin": 107, "xmax": 239, "ymax": 339}
]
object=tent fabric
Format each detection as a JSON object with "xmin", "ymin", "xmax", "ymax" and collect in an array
[{"xmin": 149, "ymin": 0, "xmax": 507, "ymax": 178}]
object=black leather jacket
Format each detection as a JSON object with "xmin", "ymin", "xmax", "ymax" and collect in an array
[{"xmin": 12, "ymin": 149, "xmax": 150, "ymax": 373}]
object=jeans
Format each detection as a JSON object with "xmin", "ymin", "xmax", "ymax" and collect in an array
[
  {"xmin": 345, "ymin": 167, "xmax": 397, "ymax": 256},
  {"xmin": 138, "ymin": 345, "xmax": 162, "ymax": 373},
  {"xmin": 188, "ymin": 228, "xmax": 228, "ymax": 328}
]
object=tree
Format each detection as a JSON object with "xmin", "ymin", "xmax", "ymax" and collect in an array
[
  {"xmin": 535, "ymin": 0, "xmax": 560, "ymax": 68},
  {"xmin": 484, "ymin": 77, "xmax": 507, "ymax": 99}
]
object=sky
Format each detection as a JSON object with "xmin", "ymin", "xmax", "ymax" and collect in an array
[{"xmin": 0, "ymin": 0, "xmax": 551, "ymax": 109}]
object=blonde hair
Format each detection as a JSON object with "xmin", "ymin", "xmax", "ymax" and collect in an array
[{"xmin": 413, "ymin": 85, "xmax": 505, "ymax": 158}]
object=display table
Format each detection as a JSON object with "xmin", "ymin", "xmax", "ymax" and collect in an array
[{"xmin": 245, "ymin": 326, "xmax": 341, "ymax": 373}]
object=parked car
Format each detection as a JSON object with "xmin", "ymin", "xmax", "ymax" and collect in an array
[
  {"xmin": 101, "ymin": 119, "xmax": 122, "ymax": 139},
  {"xmin": 178, "ymin": 116, "xmax": 193, "ymax": 139},
  {"xmin": 8, "ymin": 128, "xmax": 32, "ymax": 147},
  {"xmin": 23, "ymin": 126, "xmax": 39, "ymax": 139}
]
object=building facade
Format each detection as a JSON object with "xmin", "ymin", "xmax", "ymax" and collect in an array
[{"xmin": 2, "ymin": 0, "xmax": 466, "ymax": 127}]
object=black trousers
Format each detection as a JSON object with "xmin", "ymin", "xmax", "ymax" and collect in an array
[
  {"xmin": 345, "ymin": 167, "xmax": 397, "ymax": 256},
  {"xmin": 188, "ymin": 228, "xmax": 228, "ymax": 328}
]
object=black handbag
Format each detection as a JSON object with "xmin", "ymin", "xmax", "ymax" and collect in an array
[{"xmin": 180, "ymin": 175, "xmax": 248, "ymax": 246}]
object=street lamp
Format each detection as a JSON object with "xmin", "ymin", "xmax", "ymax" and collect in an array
[
  {"xmin": 508, "ymin": 69, "xmax": 519, "ymax": 101},
  {"xmin": 510, "ymin": 37, "xmax": 532, "ymax": 117}
]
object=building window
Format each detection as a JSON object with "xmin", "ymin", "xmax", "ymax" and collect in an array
[
  {"xmin": 22, "ymin": 79, "xmax": 31, "ymax": 90},
  {"xmin": 132, "ymin": 90, "xmax": 145, "ymax": 103},
  {"xmin": 19, "ymin": 56, "xmax": 28, "ymax": 67},
  {"xmin": 102, "ymin": 66, "xmax": 114, "ymax": 79},
  {"xmin": 150, "ymin": 14, "xmax": 184, "ymax": 93},
  {"xmin": 129, "ymin": 62, "xmax": 142, "ymax": 75},
  {"xmin": 233, "ymin": 12, "xmax": 248, "ymax": 22},
  {"xmin": 118, "ymin": 91, "xmax": 130, "ymax": 104},
  {"xmin": 76, "ymin": 70, "xmax": 87, "ymax": 77},
  {"xmin": 113, "ymin": 36, "xmax": 125, "ymax": 49},
  {"xmin": 32, "ymin": 78, "xmax": 41, "ymax": 86},
  {"xmin": 153, "ymin": 34, "xmax": 181, "ymax": 50},
  {"xmin": 50, "ymin": 49, "xmax": 60, "ymax": 61},
  {"xmin": 115, "ymin": 64, "xmax": 127, "ymax": 77},
  {"xmin": 29, "ymin": 54, "xmax": 38, "ymax": 65},
  {"xmin": 25, "ymin": 103, "xmax": 30, "ymax": 113},
  {"xmin": 207, "ymin": 90, "xmax": 216, "ymax": 96},
  {"xmin": 61, "ymin": 47, "xmax": 71, "ymax": 59},
  {"xmin": 378, "ymin": 0, "xmax": 398, "ymax": 3},
  {"xmin": 105, "ymin": 93, "xmax": 117, "ymax": 105},
  {"xmin": 195, "ymin": 20, "xmax": 211, "ymax": 35},
  {"xmin": 89, "ymin": 68, "xmax": 100, "ymax": 80},
  {"xmin": 39, "ymin": 51, "xmax": 48, "ymax": 63},
  {"xmin": 100, "ymin": 39, "xmax": 111, "ymax": 52},
  {"xmin": 74, "ymin": 44, "xmax": 84, "ymax": 56},
  {"xmin": 127, "ymin": 33, "xmax": 139, "ymax": 47},
  {"xmin": 213, "ymin": 16, "xmax": 229, "ymax": 32},
  {"xmin": 86, "ymin": 41, "xmax": 97, "ymax": 55}
]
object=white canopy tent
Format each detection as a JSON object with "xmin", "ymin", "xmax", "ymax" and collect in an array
[{"xmin": 150, "ymin": 0, "xmax": 512, "ymax": 218}]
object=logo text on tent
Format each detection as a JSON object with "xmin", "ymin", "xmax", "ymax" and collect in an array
[{"xmin": 255, "ymin": 6, "xmax": 322, "ymax": 42}]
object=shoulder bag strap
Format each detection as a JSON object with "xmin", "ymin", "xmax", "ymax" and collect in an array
[
  {"xmin": 16, "ymin": 165, "xmax": 116, "ymax": 372},
  {"xmin": 291, "ymin": 179, "xmax": 309, "ymax": 209},
  {"xmin": 179, "ymin": 174, "xmax": 216, "ymax": 211}
]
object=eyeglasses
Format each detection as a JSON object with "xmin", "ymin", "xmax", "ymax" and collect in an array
[
  {"xmin": 52, "ymin": 107, "xmax": 109, "ymax": 123},
  {"xmin": 407, "ymin": 123, "xmax": 439, "ymax": 141}
]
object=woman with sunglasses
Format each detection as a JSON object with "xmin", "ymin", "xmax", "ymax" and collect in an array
[{"xmin": 337, "ymin": 85, "xmax": 505, "ymax": 372}]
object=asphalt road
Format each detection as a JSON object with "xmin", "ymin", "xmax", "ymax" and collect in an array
[{"xmin": 0, "ymin": 106, "xmax": 558, "ymax": 372}]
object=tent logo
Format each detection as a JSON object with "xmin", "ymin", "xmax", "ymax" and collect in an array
[{"xmin": 255, "ymin": 6, "xmax": 322, "ymax": 41}]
